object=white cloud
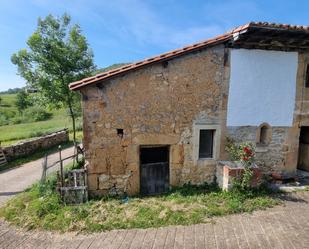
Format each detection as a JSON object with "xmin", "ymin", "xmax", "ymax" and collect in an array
[
  {"xmin": 167, "ymin": 25, "xmax": 224, "ymax": 46},
  {"xmin": 66, "ymin": 0, "xmax": 226, "ymax": 48}
]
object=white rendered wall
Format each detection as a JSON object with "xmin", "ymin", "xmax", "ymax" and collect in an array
[{"xmin": 227, "ymin": 49, "xmax": 298, "ymax": 127}]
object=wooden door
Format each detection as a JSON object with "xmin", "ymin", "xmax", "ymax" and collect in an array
[{"xmin": 140, "ymin": 146, "xmax": 169, "ymax": 195}]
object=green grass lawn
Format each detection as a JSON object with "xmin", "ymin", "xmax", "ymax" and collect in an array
[{"xmin": 0, "ymin": 181, "xmax": 280, "ymax": 233}]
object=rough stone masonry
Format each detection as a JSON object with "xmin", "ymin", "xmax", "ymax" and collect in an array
[
  {"xmin": 80, "ymin": 45, "xmax": 230, "ymax": 196},
  {"xmin": 71, "ymin": 23, "xmax": 309, "ymax": 197}
]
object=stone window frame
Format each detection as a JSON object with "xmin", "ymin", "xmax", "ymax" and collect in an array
[
  {"xmin": 193, "ymin": 124, "xmax": 221, "ymax": 162},
  {"xmin": 256, "ymin": 122, "xmax": 272, "ymax": 146}
]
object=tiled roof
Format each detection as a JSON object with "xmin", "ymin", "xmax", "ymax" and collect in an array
[
  {"xmin": 69, "ymin": 22, "xmax": 309, "ymax": 90},
  {"xmin": 249, "ymin": 22, "xmax": 309, "ymax": 31}
]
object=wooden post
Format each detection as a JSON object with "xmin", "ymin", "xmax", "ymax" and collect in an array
[
  {"xmin": 41, "ymin": 154, "xmax": 48, "ymax": 183},
  {"xmin": 59, "ymin": 145, "xmax": 64, "ymax": 187},
  {"xmin": 73, "ymin": 141, "xmax": 77, "ymax": 167}
]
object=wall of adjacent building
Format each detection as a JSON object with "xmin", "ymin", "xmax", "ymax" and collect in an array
[
  {"xmin": 227, "ymin": 48, "xmax": 298, "ymax": 127},
  {"xmin": 227, "ymin": 49, "xmax": 308, "ymax": 175}
]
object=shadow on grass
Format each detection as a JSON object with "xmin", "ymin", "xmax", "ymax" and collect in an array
[
  {"xmin": 274, "ymin": 192, "xmax": 308, "ymax": 203},
  {"xmin": 0, "ymin": 191, "xmax": 24, "ymax": 196}
]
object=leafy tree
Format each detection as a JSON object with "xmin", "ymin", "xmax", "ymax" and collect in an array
[
  {"xmin": 15, "ymin": 91, "xmax": 32, "ymax": 113},
  {"xmin": 11, "ymin": 14, "xmax": 96, "ymax": 144},
  {"xmin": 0, "ymin": 96, "xmax": 2, "ymax": 106}
]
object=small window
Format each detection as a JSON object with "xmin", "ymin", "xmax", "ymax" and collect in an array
[
  {"xmin": 117, "ymin": 129, "xmax": 124, "ymax": 138},
  {"xmin": 306, "ymin": 65, "xmax": 309, "ymax": 88},
  {"xmin": 260, "ymin": 126, "xmax": 268, "ymax": 144},
  {"xmin": 257, "ymin": 123, "xmax": 271, "ymax": 145},
  {"xmin": 199, "ymin": 130, "xmax": 215, "ymax": 159}
]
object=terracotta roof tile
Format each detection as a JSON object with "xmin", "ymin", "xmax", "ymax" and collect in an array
[{"xmin": 70, "ymin": 22, "xmax": 309, "ymax": 90}]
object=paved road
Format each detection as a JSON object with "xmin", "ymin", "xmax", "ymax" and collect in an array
[
  {"xmin": 0, "ymin": 191, "xmax": 308, "ymax": 249},
  {"xmin": 0, "ymin": 146, "xmax": 75, "ymax": 206}
]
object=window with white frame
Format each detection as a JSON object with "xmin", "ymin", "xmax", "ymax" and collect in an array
[{"xmin": 198, "ymin": 129, "xmax": 215, "ymax": 159}]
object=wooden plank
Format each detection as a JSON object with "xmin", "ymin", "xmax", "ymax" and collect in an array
[{"xmin": 0, "ymin": 149, "xmax": 7, "ymax": 166}]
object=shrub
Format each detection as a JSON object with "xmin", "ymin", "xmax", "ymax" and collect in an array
[
  {"xmin": 23, "ymin": 106, "xmax": 52, "ymax": 122},
  {"xmin": 225, "ymin": 138, "xmax": 256, "ymax": 190},
  {"xmin": 15, "ymin": 91, "xmax": 32, "ymax": 113},
  {"xmin": 225, "ymin": 137, "xmax": 255, "ymax": 165}
]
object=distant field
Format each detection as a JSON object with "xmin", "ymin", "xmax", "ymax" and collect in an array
[
  {"xmin": 0, "ymin": 65, "xmax": 127, "ymax": 145},
  {"xmin": 0, "ymin": 93, "xmax": 82, "ymax": 145},
  {"xmin": 0, "ymin": 94, "xmax": 18, "ymax": 119}
]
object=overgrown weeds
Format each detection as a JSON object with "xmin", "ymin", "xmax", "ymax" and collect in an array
[{"xmin": 0, "ymin": 181, "xmax": 280, "ymax": 233}]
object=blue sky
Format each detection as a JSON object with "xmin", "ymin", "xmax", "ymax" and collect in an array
[{"xmin": 0, "ymin": 0, "xmax": 309, "ymax": 91}]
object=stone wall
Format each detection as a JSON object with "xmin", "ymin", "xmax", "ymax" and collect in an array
[
  {"xmin": 227, "ymin": 126, "xmax": 290, "ymax": 174},
  {"xmin": 81, "ymin": 44, "xmax": 230, "ymax": 196},
  {"xmin": 2, "ymin": 129, "xmax": 69, "ymax": 161}
]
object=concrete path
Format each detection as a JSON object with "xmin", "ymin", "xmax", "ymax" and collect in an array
[
  {"xmin": 0, "ymin": 146, "xmax": 75, "ymax": 206},
  {"xmin": 0, "ymin": 191, "xmax": 308, "ymax": 249}
]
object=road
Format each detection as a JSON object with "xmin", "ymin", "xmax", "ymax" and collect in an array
[{"xmin": 0, "ymin": 146, "xmax": 75, "ymax": 206}]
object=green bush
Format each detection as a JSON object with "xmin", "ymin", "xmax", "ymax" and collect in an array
[{"xmin": 23, "ymin": 106, "xmax": 52, "ymax": 122}]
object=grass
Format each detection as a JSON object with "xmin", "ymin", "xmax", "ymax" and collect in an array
[
  {"xmin": 0, "ymin": 109, "xmax": 82, "ymax": 145},
  {"xmin": 0, "ymin": 182, "xmax": 280, "ymax": 233},
  {"xmin": 0, "ymin": 93, "xmax": 82, "ymax": 145},
  {"xmin": 0, "ymin": 92, "xmax": 83, "ymax": 172},
  {"xmin": 0, "ymin": 94, "xmax": 18, "ymax": 121}
]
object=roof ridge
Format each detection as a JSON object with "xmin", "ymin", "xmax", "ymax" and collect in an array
[
  {"xmin": 70, "ymin": 21, "xmax": 309, "ymax": 90},
  {"xmin": 69, "ymin": 30, "xmax": 235, "ymax": 90}
]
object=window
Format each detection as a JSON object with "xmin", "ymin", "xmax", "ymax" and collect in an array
[
  {"xmin": 306, "ymin": 65, "xmax": 309, "ymax": 88},
  {"xmin": 117, "ymin": 129, "xmax": 124, "ymax": 138},
  {"xmin": 260, "ymin": 126, "xmax": 268, "ymax": 144},
  {"xmin": 256, "ymin": 123, "xmax": 271, "ymax": 145},
  {"xmin": 198, "ymin": 130, "xmax": 215, "ymax": 159}
]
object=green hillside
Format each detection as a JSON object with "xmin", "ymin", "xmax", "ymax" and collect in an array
[
  {"xmin": 0, "ymin": 63, "xmax": 128, "ymax": 146},
  {"xmin": 0, "ymin": 94, "xmax": 18, "ymax": 121},
  {"xmin": 93, "ymin": 63, "xmax": 129, "ymax": 75},
  {"xmin": 0, "ymin": 93, "xmax": 82, "ymax": 145}
]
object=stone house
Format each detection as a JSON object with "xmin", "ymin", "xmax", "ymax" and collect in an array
[{"xmin": 70, "ymin": 22, "xmax": 309, "ymax": 196}]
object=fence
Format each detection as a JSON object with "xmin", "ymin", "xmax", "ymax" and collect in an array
[{"xmin": 41, "ymin": 144, "xmax": 88, "ymax": 204}]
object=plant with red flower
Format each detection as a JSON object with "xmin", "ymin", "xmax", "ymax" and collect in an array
[{"xmin": 226, "ymin": 139, "xmax": 255, "ymax": 167}]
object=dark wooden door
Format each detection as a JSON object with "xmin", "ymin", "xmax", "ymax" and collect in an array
[{"xmin": 140, "ymin": 147, "xmax": 169, "ymax": 195}]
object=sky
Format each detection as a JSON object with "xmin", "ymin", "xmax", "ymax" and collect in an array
[{"xmin": 0, "ymin": 0, "xmax": 309, "ymax": 91}]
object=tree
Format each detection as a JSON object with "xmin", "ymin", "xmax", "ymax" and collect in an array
[
  {"xmin": 0, "ymin": 96, "xmax": 2, "ymax": 106},
  {"xmin": 15, "ymin": 91, "xmax": 32, "ymax": 113},
  {"xmin": 11, "ymin": 14, "xmax": 95, "ymax": 144}
]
